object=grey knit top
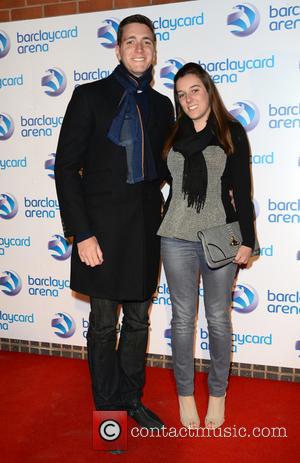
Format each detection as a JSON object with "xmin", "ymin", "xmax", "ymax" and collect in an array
[{"xmin": 158, "ymin": 146, "xmax": 227, "ymax": 241}]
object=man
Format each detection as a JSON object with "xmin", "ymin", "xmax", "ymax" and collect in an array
[{"xmin": 55, "ymin": 15, "xmax": 174, "ymax": 429}]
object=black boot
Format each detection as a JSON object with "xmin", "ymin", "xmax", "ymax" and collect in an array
[{"xmin": 126, "ymin": 399, "xmax": 165, "ymax": 430}]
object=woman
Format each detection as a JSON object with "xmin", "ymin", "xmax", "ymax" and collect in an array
[{"xmin": 158, "ymin": 63, "xmax": 255, "ymax": 429}]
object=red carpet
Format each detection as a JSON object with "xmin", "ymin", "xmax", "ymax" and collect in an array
[{"xmin": 0, "ymin": 351, "xmax": 298, "ymax": 463}]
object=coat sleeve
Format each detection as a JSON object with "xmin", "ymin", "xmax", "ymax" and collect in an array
[
  {"xmin": 229, "ymin": 123, "xmax": 256, "ymax": 249},
  {"xmin": 54, "ymin": 86, "xmax": 93, "ymax": 237}
]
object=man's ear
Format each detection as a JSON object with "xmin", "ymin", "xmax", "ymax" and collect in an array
[{"xmin": 115, "ymin": 45, "xmax": 121, "ymax": 62}]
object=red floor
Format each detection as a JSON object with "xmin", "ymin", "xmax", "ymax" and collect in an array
[{"xmin": 0, "ymin": 351, "xmax": 298, "ymax": 463}]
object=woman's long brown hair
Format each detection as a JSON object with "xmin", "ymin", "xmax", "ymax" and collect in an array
[{"xmin": 163, "ymin": 62, "xmax": 236, "ymax": 158}]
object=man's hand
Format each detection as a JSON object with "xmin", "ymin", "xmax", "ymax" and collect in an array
[
  {"xmin": 233, "ymin": 245, "xmax": 252, "ymax": 266},
  {"xmin": 77, "ymin": 236, "xmax": 103, "ymax": 267}
]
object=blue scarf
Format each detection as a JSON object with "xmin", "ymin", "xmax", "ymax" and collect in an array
[{"xmin": 107, "ymin": 63, "xmax": 157, "ymax": 184}]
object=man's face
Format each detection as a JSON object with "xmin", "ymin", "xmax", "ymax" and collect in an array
[{"xmin": 115, "ymin": 23, "xmax": 156, "ymax": 77}]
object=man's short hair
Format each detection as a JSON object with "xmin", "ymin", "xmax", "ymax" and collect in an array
[{"xmin": 117, "ymin": 14, "xmax": 156, "ymax": 45}]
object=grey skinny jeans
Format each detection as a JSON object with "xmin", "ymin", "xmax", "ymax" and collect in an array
[{"xmin": 161, "ymin": 237, "xmax": 237, "ymax": 397}]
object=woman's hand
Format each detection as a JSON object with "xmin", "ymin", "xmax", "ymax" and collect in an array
[
  {"xmin": 233, "ymin": 245, "xmax": 252, "ymax": 265},
  {"xmin": 77, "ymin": 236, "xmax": 104, "ymax": 267}
]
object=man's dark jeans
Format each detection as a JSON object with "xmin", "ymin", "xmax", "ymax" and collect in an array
[{"xmin": 87, "ymin": 297, "xmax": 150, "ymax": 410}]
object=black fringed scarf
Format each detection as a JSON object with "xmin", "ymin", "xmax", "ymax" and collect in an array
[{"xmin": 173, "ymin": 113, "xmax": 219, "ymax": 212}]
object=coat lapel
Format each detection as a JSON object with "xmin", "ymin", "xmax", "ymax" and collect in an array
[
  {"xmin": 146, "ymin": 87, "xmax": 157, "ymax": 136},
  {"xmin": 99, "ymin": 75, "xmax": 125, "ymax": 131}
]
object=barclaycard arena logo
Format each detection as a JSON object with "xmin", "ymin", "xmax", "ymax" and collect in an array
[
  {"xmin": 229, "ymin": 101, "xmax": 260, "ymax": 131},
  {"xmin": 268, "ymin": 102, "xmax": 300, "ymax": 129},
  {"xmin": 0, "ymin": 310, "xmax": 34, "ymax": 331},
  {"xmin": 250, "ymin": 151, "xmax": 274, "ymax": 165},
  {"xmin": 232, "ymin": 284, "xmax": 259, "ymax": 313},
  {"xmin": 27, "ymin": 275, "xmax": 69, "ymax": 297},
  {"xmin": 73, "ymin": 68, "xmax": 111, "ymax": 86},
  {"xmin": 267, "ymin": 199, "xmax": 300, "ymax": 224},
  {"xmin": 267, "ymin": 290, "xmax": 300, "ymax": 315},
  {"xmin": 0, "ymin": 193, "xmax": 18, "ymax": 220},
  {"xmin": 45, "ymin": 153, "xmax": 55, "ymax": 178},
  {"xmin": 52, "ymin": 312, "xmax": 75, "ymax": 338},
  {"xmin": 0, "ymin": 74, "xmax": 23, "ymax": 90},
  {"xmin": 227, "ymin": 3, "xmax": 260, "ymax": 37},
  {"xmin": 24, "ymin": 196, "xmax": 59, "ymax": 219},
  {"xmin": 16, "ymin": 26, "xmax": 78, "ymax": 54},
  {"xmin": 199, "ymin": 327, "xmax": 272, "ymax": 353},
  {"xmin": 97, "ymin": 18, "xmax": 119, "ymax": 49},
  {"xmin": 82, "ymin": 318, "xmax": 88, "ymax": 338},
  {"xmin": 153, "ymin": 283, "xmax": 171, "ymax": 306},
  {"xmin": 41, "ymin": 68, "xmax": 67, "ymax": 96},
  {"xmin": 153, "ymin": 11, "xmax": 204, "ymax": 41},
  {"xmin": 160, "ymin": 58, "xmax": 185, "ymax": 89},
  {"xmin": 0, "ymin": 113, "xmax": 14, "ymax": 140},
  {"xmin": 20, "ymin": 114, "xmax": 63, "ymax": 138},
  {"xmin": 0, "ymin": 156, "xmax": 27, "ymax": 170},
  {"xmin": 0, "ymin": 270, "xmax": 22, "ymax": 296},
  {"xmin": 198, "ymin": 55, "xmax": 275, "ymax": 85},
  {"xmin": 269, "ymin": 5, "xmax": 300, "ymax": 31},
  {"xmin": 48, "ymin": 234, "xmax": 72, "ymax": 260},
  {"xmin": 0, "ymin": 236, "xmax": 31, "ymax": 256},
  {"xmin": 0, "ymin": 30, "xmax": 10, "ymax": 58}
]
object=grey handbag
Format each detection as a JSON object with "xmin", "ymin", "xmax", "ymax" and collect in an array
[{"xmin": 197, "ymin": 221, "xmax": 260, "ymax": 269}]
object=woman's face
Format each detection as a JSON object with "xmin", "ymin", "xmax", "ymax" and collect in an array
[{"xmin": 176, "ymin": 73, "xmax": 211, "ymax": 131}]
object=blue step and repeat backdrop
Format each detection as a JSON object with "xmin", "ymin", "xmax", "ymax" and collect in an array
[{"xmin": 0, "ymin": 0, "xmax": 299, "ymax": 367}]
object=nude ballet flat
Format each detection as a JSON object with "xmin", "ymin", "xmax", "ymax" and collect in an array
[
  {"xmin": 178, "ymin": 395, "xmax": 200, "ymax": 429},
  {"xmin": 205, "ymin": 395, "xmax": 226, "ymax": 429}
]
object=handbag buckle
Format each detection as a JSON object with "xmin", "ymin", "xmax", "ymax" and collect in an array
[{"xmin": 230, "ymin": 235, "xmax": 240, "ymax": 246}]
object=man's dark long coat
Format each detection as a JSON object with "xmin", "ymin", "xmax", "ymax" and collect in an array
[{"xmin": 55, "ymin": 74, "xmax": 174, "ymax": 301}]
